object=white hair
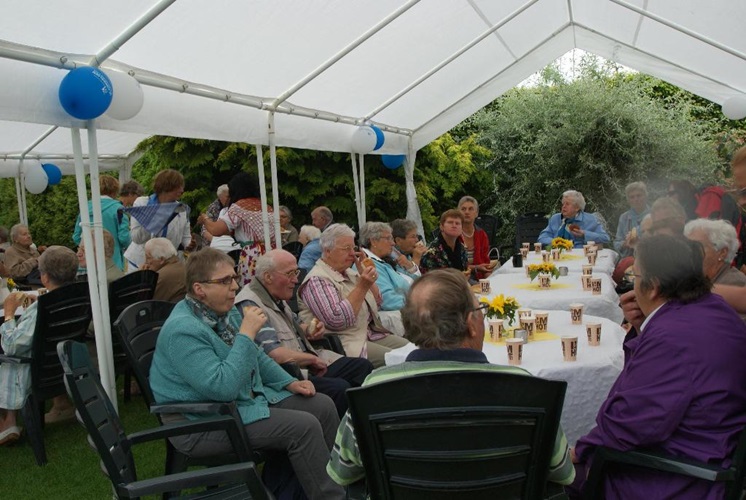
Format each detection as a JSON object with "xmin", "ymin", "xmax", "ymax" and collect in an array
[
  {"xmin": 684, "ymin": 218, "xmax": 739, "ymax": 262},
  {"xmin": 299, "ymin": 225, "xmax": 321, "ymax": 241},
  {"xmin": 9, "ymin": 223, "xmax": 28, "ymax": 243},
  {"xmin": 625, "ymin": 181, "xmax": 647, "ymax": 197},
  {"xmin": 145, "ymin": 237, "xmax": 177, "ymax": 260},
  {"xmin": 562, "ymin": 190, "xmax": 586, "ymax": 211},
  {"xmin": 359, "ymin": 222, "xmax": 392, "ymax": 248},
  {"xmin": 216, "ymin": 184, "xmax": 229, "ymax": 196},
  {"xmin": 254, "ymin": 249, "xmax": 295, "ymax": 282},
  {"xmin": 320, "ymin": 223, "xmax": 356, "ymax": 251}
]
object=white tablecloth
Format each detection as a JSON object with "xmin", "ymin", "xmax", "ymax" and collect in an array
[
  {"xmin": 385, "ymin": 311, "xmax": 626, "ymax": 445},
  {"xmin": 496, "ymin": 248, "xmax": 618, "ymax": 276},
  {"xmin": 486, "ymin": 269, "xmax": 624, "ymax": 324}
]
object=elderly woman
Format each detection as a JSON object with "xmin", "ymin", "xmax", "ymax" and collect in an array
[
  {"xmin": 149, "ymin": 248, "xmax": 344, "ymax": 500},
  {"xmin": 570, "ymin": 235, "xmax": 746, "ymax": 498},
  {"xmin": 419, "ymin": 209, "xmax": 469, "ymax": 275},
  {"xmin": 4, "ymin": 224, "xmax": 45, "ymax": 285},
  {"xmin": 538, "ymin": 190, "xmax": 610, "ymax": 248},
  {"xmin": 298, "ymin": 225, "xmax": 323, "ymax": 271},
  {"xmin": 458, "ymin": 196, "xmax": 497, "ymax": 279},
  {"xmin": 298, "ymin": 224, "xmax": 409, "ymax": 368},
  {"xmin": 72, "ymin": 174, "xmax": 131, "ymax": 271},
  {"xmin": 142, "ymin": 237, "xmax": 187, "ymax": 302},
  {"xmin": 199, "ymin": 184, "xmax": 229, "ymax": 244},
  {"xmin": 684, "ymin": 218, "xmax": 746, "ymax": 287},
  {"xmin": 390, "ymin": 219, "xmax": 425, "ymax": 280},
  {"xmin": 279, "ymin": 205, "xmax": 299, "ymax": 245},
  {"xmin": 76, "ymin": 229, "xmax": 125, "ymax": 283},
  {"xmin": 125, "ymin": 169, "xmax": 192, "ymax": 271},
  {"xmin": 614, "ymin": 182, "xmax": 649, "ymax": 258},
  {"xmin": 198, "ymin": 172, "xmax": 275, "ymax": 286},
  {"xmin": 1, "ymin": 246, "xmax": 79, "ymax": 443}
]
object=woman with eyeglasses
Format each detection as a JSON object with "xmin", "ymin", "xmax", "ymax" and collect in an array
[
  {"xmin": 298, "ymin": 223, "xmax": 409, "ymax": 368},
  {"xmin": 390, "ymin": 218, "xmax": 426, "ymax": 279},
  {"xmin": 149, "ymin": 247, "xmax": 345, "ymax": 500}
]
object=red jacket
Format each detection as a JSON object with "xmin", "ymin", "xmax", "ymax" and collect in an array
[{"xmin": 461, "ymin": 227, "xmax": 490, "ymax": 279}]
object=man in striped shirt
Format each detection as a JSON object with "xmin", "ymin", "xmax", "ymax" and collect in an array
[{"xmin": 326, "ymin": 268, "xmax": 575, "ymax": 489}]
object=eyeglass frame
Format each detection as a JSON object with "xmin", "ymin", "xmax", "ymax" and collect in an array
[
  {"xmin": 472, "ymin": 303, "xmax": 490, "ymax": 315},
  {"xmin": 273, "ymin": 268, "xmax": 302, "ymax": 278},
  {"xmin": 199, "ymin": 274, "xmax": 239, "ymax": 286}
]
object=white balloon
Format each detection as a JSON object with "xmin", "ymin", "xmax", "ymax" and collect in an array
[
  {"xmin": 25, "ymin": 164, "xmax": 48, "ymax": 194},
  {"xmin": 722, "ymin": 96, "xmax": 746, "ymax": 120},
  {"xmin": 350, "ymin": 126, "xmax": 377, "ymax": 154},
  {"xmin": 104, "ymin": 69, "xmax": 144, "ymax": 120}
]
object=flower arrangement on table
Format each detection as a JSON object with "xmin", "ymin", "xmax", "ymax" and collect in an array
[
  {"xmin": 551, "ymin": 237, "xmax": 573, "ymax": 254},
  {"xmin": 6, "ymin": 278, "xmax": 16, "ymax": 291},
  {"xmin": 479, "ymin": 294, "xmax": 520, "ymax": 326},
  {"xmin": 527, "ymin": 263, "xmax": 560, "ymax": 281}
]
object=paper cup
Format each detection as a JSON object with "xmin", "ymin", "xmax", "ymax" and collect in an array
[
  {"xmin": 37, "ymin": 288, "xmax": 48, "ymax": 295},
  {"xmin": 479, "ymin": 279, "xmax": 491, "ymax": 294},
  {"xmin": 581, "ymin": 275, "xmax": 592, "ymax": 291},
  {"xmin": 586, "ymin": 322, "xmax": 602, "ymax": 346},
  {"xmin": 582, "ymin": 264, "xmax": 593, "ymax": 276},
  {"xmin": 583, "ymin": 244, "xmax": 591, "ymax": 256},
  {"xmin": 513, "ymin": 328, "xmax": 528, "ymax": 343},
  {"xmin": 558, "ymin": 266, "xmax": 568, "ymax": 276},
  {"xmin": 538, "ymin": 275, "xmax": 551, "ymax": 289},
  {"xmin": 534, "ymin": 243, "xmax": 542, "ymax": 254},
  {"xmin": 522, "ymin": 242, "xmax": 530, "ymax": 250},
  {"xmin": 488, "ymin": 320, "xmax": 504, "ymax": 342},
  {"xmin": 561, "ymin": 336, "xmax": 578, "ymax": 361},
  {"xmin": 520, "ymin": 316, "xmax": 536, "ymax": 339},
  {"xmin": 590, "ymin": 277, "xmax": 602, "ymax": 295},
  {"xmin": 520, "ymin": 247, "xmax": 529, "ymax": 259},
  {"xmin": 587, "ymin": 240, "xmax": 595, "ymax": 246},
  {"xmin": 517, "ymin": 308, "xmax": 532, "ymax": 319},
  {"xmin": 587, "ymin": 253, "xmax": 597, "ymax": 265},
  {"xmin": 541, "ymin": 251, "xmax": 550, "ymax": 263},
  {"xmin": 535, "ymin": 311, "xmax": 548, "ymax": 332},
  {"xmin": 569, "ymin": 303, "xmax": 584, "ymax": 325},
  {"xmin": 506, "ymin": 338, "xmax": 524, "ymax": 365},
  {"xmin": 551, "ymin": 248, "xmax": 560, "ymax": 261}
]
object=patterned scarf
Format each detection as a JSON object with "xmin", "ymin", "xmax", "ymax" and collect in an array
[{"xmin": 185, "ymin": 295, "xmax": 238, "ymax": 346}]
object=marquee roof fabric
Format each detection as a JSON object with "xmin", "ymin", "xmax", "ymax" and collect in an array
[{"xmin": 0, "ymin": 0, "xmax": 744, "ymax": 177}]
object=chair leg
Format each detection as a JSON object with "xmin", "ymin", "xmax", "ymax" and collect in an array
[
  {"xmin": 123, "ymin": 367, "xmax": 131, "ymax": 402},
  {"xmin": 20, "ymin": 396, "xmax": 47, "ymax": 466}
]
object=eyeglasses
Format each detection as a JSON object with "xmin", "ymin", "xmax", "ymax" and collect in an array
[
  {"xmin": 335, "ymin": 245, "xmax": 358, "ymax": 253},
  {"xmin": 200, "ymin": 275, "xmax": 239, "ymax": 286},
  {"xmin": 472, "ymin": 303, "xmax": 490, "ymax": 315},
  {"xmin": 377, "ymin": 235, "xmax": 394, "ymax": 242},
  {"xmin": 623, "ymin": 271, "xmax": 643, "ymax": 283},
  {"xmin": 274, "ymin": 269, "xmax": 301, "ymax": 278}
]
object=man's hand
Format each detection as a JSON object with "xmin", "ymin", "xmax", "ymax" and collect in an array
[
  {"xmin": 287, "ymin": 379, "xmax": 316, "ymax": 397},
  {"xmin": 307, "ymin": 357, "xmax": 328, "ymax": 377},
  {"xmin": 238, "ymin": 306, "xmax": 266, "ymax": 340},
  {"xmin": 305, "ymin": 318, "xmax": 325, "ymax": 341},
  {"xmin": 620, "ymin": 290, "xmax": 645, "ymax": 331}
]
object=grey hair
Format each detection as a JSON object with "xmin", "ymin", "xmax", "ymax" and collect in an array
[
  {"xmin": 625, "ymin": 181, "xmax": 647, "ymax": 197},
  {"xmin": 313, "ymin": 206, "xmax": 333, "ymax": 223},
  {"xmin": 458, "ymin": 196, "xmax": 479, "ymax": 211},
  {"xmin": 359, "ymin": 222, "xmax": 392, "ymax": 248},
  {"xmin": 9, "ymin": 224, "xmax": 28, "ymax": 243},
  {"xmin": 320, "ymin": 223, "xmax": 356, "ymax": 251},
  {"xmin": 391, "ymin": 219, "xmax": 417, "ymax": 240},
  {"xmin": 216, "ymin": 184, "xmax": 229, "ymax": 196},
  {"xmin": 144, "ymin": 237, "xmax": 177, "ymax": 260},
  {"xmin": 38, "ymin": 246, "xmax": 78, "ymax": 286},
  {"xmin": 279, "ymin": 205, "xmax": 292, "ymax": 220},
  {"xmin": 254, "ymin": 249, "xmax": 295, "ymax": 282},
  {"xmin": 299, "ymin": 225, "xmax": 321, "ymax": 241},
  {"xmin": 80, "ymin": 229, "xmax": 115, "ymax": 258},
  {"xmin": 562, "ymin": 190, "xmax": 586, "ymax": 211},
  {"xmin": 684, "ymin": 218, "xmax": 739, "ymax": 262}
]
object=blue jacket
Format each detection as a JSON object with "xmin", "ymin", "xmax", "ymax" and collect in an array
[
  {"xmin": 538, "ymin": 211, "xmax": 610, "ymax": 248},
  {"xmin": 298, "ymin": 238, "xmax": 322, "ymax": 271},
  {"xmin": 366, "ymin": 252, "xmax": 410, "ymax": 311},
  {"xmin": 73, "ymin": 196, "xmax": 131, "ymax": 271}
]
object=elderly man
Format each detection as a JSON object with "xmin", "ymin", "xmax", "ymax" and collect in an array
[
  {"xmin": 1, "ymin": 246, "xmax": 79, "ymax": 443},
  {"xmin": 199, "ymin": 184, "xmax": 230, "ymax": 244},
  {"xmin": 571, "ymin": 235, "xmax": 746, "ymax": 499},
  {"xmin": 142, "ymin": 237, "xmax": 187, "ymax": 302},
  {"xmin": 235, "ymin": 249, "xmax": 373, "ymax": 416},
  {"xmin": 4, "ymin": 224, "xmax": 46, "ymax": 285},
  {"xmin": 538, "ymin": 190, "xmax": 610, "ymax": 248},
  {"xmin": 614, "ymin": 182, "xmax": 649, "ymax": 258},
  {"xmin": 327, "ymin": 269, "xmax": 575, "ymax": 488},
  {"xmin": 299, "ymin": 206, "xmax": 334, "ymax": 271},
  {"xmin": 76, "ymin": 229, "xmax": 125, "ymax": 283}
]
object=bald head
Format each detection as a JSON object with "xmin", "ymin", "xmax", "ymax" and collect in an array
[
  {"xmin": 311, "ymin": 206, "xmax": 333, "ymax": 230},
  {"xmin": 254, "ymin": 249, "xmax": 300, "ymax": 301}
]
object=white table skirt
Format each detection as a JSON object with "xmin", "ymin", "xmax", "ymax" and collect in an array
[
  {"xmin": 486, "ymin": 268, "xmax": 624, "ymax": 324},
  {"xmin": 496, "ymin": 248, "xmax": 618, "ymax": 277},
  {"xmin": 385, "ymin": 311, "xmax": 626, "ymax": 445}
]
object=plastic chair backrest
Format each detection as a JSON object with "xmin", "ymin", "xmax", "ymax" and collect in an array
[
  {"xmin": 108, "ymin": 270, "xmax": 158, "ymax": 325},
  {"xmin": 346, "ymin": 370, "xmax": 566, "ymax": 500},
  {"xmin": 476, "ymin": 214, "xmax": 501, "ymax": 248},
  {"xmin": 287, "ymin": 268, "xmax": 308, "ymax": 314},
  {"xmin": 515, "ymin": 212, "xmax": 548, "ymax": 250},
  {"xmin": 113, "ymin": 300, "xmax": 176, "ymax": 407},
  {"xmin": 282, "ymin": 241, "xmax": 304, "ymax": 260}
]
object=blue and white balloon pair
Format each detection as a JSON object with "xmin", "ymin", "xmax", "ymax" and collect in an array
[
  {"xmin": 351, "ymin": 124, "xmax": 385, "ymax": 154},
  {"xmin": 58, "ymin": 66, "xmax": 144, "ymax": 121},
  {"xmin": 24, "ymin": 163, "xmax": 62, "ymax": 194}
]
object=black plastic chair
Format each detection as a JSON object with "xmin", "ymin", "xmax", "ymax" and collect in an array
[
  {"xmin": 516, "ymin": 212, "xmax": 548, "ymax": 250},
  {"xmin": 57, "ymin": 340, "xmax": 270, "ymax": 500},
  {"xmin": 346, "ymin": 370, "xmax": 567, "ymax": 500},
  {"xmin": 0, "ymin": 281, "xmax": 92, "ymax": 465},
  {"xmin": 282, "ymin": 241, "xmax": 303, "ymax": 261},
  {"xmin": 113, "ymin": 300, "xmax": 266, "ymax": 477},
  {"xmin": 582, "ymin": 426, "xmax": 746, "ymax": 500},
  {"xmin": 476, "ymin": 214, "xmax": 501, "ymax": 249},
  {"xmin": 109, "ymin": 270, "xmax": 158, "ymax": 401}
]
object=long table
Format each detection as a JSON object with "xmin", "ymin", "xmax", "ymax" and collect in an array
[
  {"xmin": 385, "ymin": 310, "xmax": 626, "ymax": 445},
  {"xmin": 495, "ymin": 248, "xmax": 619, "ymax": 276}
]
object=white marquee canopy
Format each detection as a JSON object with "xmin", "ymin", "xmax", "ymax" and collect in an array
[{"xmin": 1, "ymin": 0, "xmax": 744, "ymax": 405}]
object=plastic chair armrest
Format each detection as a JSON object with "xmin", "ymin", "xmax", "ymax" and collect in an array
[{"xmin": 312, "ymin": 334, "xmax": 345, "ymax": 355}]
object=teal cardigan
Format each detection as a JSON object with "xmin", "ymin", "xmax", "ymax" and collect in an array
[{"xmin": 149, "ymin": 300, "xmax": 296, "ymax": 425}]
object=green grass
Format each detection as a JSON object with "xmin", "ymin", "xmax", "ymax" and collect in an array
[{"xmin": 0, "ymin": 390, "xmax": 167, "ymax": 499}]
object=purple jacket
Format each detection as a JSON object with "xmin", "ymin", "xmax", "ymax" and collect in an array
[{"xmin": 575, "ymin": 293, "xmax": 746, "ymax": 499}]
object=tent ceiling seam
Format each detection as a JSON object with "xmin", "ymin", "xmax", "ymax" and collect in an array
[
  {"xmin": 364, "ymin": 0, "xmax": 539, "ymax": 122},
  {"xmin": 567, "ymin": 0, "xmax": 577, "ymax": 47},
  {"xmin": 467, "ymin": 0, "xmax": 518, "ymax": 60},
  {"xmin": 630, "ymin": 0, "xmax": 648, "ymax": 46}
]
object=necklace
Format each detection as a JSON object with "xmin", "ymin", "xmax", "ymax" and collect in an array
[{"xmin": 462, "ymin": 227, "xmax": 475, "ymax": 238}]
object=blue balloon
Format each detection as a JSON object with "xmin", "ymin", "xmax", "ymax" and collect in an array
[
  {"xmin": 41, "ymin": 163, "xmax": 62, "ymax": 185},
  {"xmin": 382, "ymin": 154, "xmax": 406, "ymax": 169},
  {"xmin": 370, "ymin": 125, "xmax": 385, "ymax": 151},
  {"xmin": 58, "ymin": 67, "xmax": 113, "ymax": 120}
]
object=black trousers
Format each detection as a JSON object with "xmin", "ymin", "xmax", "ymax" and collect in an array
[{"xmin": 309, "ymin": 356, "xmax": 373, "ymax": 416}]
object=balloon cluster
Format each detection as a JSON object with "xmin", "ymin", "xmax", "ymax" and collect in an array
[
  {"xmin": 25, "ymin": 163, "xmax": 61, "ymax": 194},
  {"xmin": 350, "ymin": 124, "xmax": 385, "ymax": 154},
  {"xmin": 722, "ymin": 96, "xmax": 746, "ymax": 120},
  {"xmin": 58, "ymin": 67, "xmax": 144, "ymax": 121},
  {"xmin": 381, "ymin": 154, "xmax": 406, "ymax": 170}
]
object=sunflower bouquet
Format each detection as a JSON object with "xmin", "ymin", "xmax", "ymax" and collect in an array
[
  {"xmin": 527, "ymin": 262, "xmax": 560, "ymax": 281},
  {"xmin": 551, "ymin": 237, "xmax": 573, "ymax": 253},
  {"xmin": 479, "ymin": 294, "xmax": 520, "ymax": 326},
  {"xmin": 6, "ymin": 278, "xmax": 16, "ymax": 291}
]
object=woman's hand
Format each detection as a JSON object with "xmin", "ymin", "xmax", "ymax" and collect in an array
[
  {"xmin": 239, "ymin": 306, "xmax": 267, "ymax": 340},
  {"xmin": 412, "ymin": 241, "xmax": 427, "ymax": 260},
  {"xmin": 287, "ymin": 379, "xmax": 316, "ymax": 397},
  {"xmin": 3, "ymin": 292, "xmax": 35, "ymax": 319},
  {"xmin": 356, "ymin": 257, "xmax": 378, "ymax": 288}
]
